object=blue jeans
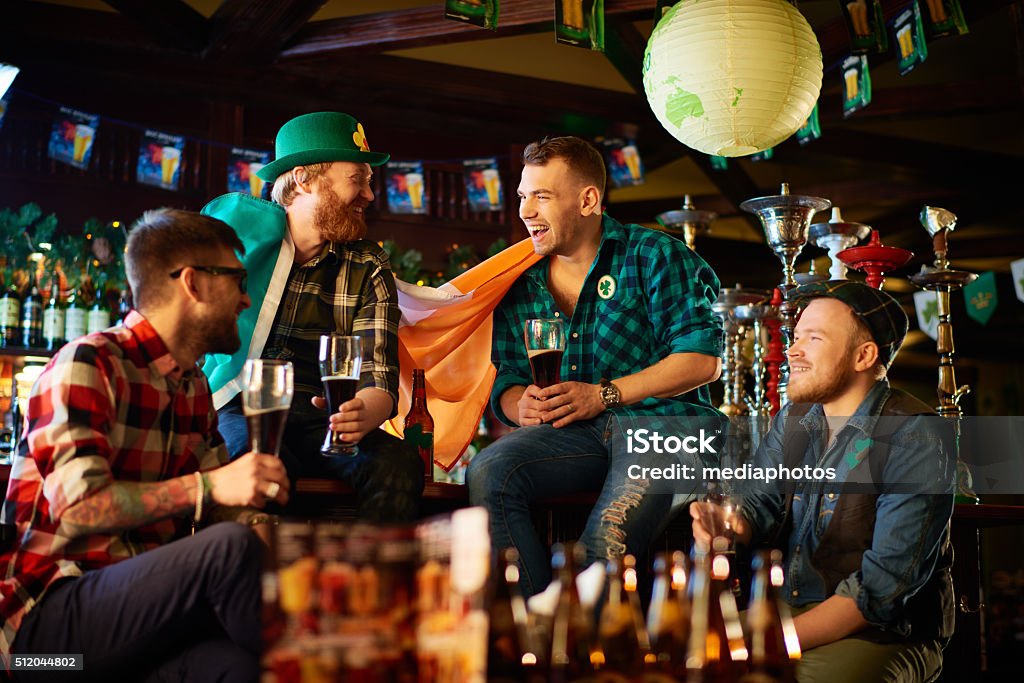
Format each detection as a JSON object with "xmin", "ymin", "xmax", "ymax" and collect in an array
[
  {"xmin": 467, "ymin": 416, "xmax": 676, "ymax": 597},
  {"xmin": 12, "ymin": 523, "xmax": 261, "ymax": 682},
  {"xmin": 218, "ymin": 396, "xmax": 423, "ymax": 523}
]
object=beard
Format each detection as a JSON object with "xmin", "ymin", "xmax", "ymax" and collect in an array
[
  {"xmin": 190, "ymin": 310, "xmax": 242, "ymax": 357},
  {"xmin": 314, "ymin": 181, "xmax": 367, "ymax": 243},
  {"xmin": 787, "ymin": 347, "xmax": 857, "ymax": 405}
]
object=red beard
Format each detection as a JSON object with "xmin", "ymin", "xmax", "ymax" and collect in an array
[{"xmin": 314, "ymin": 180, "xmax": 368, "ymax": 243}]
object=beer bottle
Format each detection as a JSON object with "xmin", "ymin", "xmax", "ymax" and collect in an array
[
  {"xmin": 686, "ymin": 537, "xmax": 748, "ymax": 683},
  {"xmin": 20, "ymin": 269, "xmax": 43, "ymax": 349},
  {"xmin": 42, "ymin": 271, "xmax": 66, "ymax": 351},
  {"xmin": 0, "ymin": 273, "xmax": 20, "ymax": 348},
  {"xmin": 646, "ymin": 551, "xmax": 690, "ymax": 680},
  {"xmin": 487, "ymin": 548, "xmax": 543, "ymax": 682},
  {"xmin": 87, "ymin": 289, "xmax": 111, "ymax": 335},
  {"xmin": 593, "ymin": 554, "xmax": 649, "ymax": 680},
  {"xmin": 403, "ymin": 368, "xmax": 435, "ymax": 481},
  {"xmin": 741, "ymin": 550, "xmax": 801, "ymax": 683},
  {"xmin": 63, "ymin": 286, "xmax": 87, "ymax": 343},
  {"xmin": 550, "ymin": 542, "xmax": 595, "ymax": 683},
  {"xmin": 115, "ymin": 288, "xmax": 132, "ymax": 326}
]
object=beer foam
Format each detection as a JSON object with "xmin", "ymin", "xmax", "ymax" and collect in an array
[
  {"xmin": 527, "ymin": 349, "xmax": 562, "ymax": 358},
  {"xmin": 242, "ymin": 406, "xmax": 288, "ymax": 416},
  {"xmin": 321, "ymin": 375, "xmax": 359, "ymax": 381}
]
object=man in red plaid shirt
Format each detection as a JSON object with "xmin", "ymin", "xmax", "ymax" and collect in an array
[{"xmin": 0, "ymin": 209, "xmax": 289, "ymax": 681}]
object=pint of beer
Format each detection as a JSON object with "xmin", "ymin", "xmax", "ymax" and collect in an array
[
  {"xmin": 73, "ymin": 124, "xmax": 94, "ymax": 164},
  {"xmin": 482, "ymin": 168, "xmax": 501, "ymax": 208},
  {"xmin": 524, "ymin": 318, "xmax": 566, "ymax": 389},
  {"xmin": 405, "ymin": 172, "xmax": 425, "ymax": 211},
  {"xmin": 249, "ymin": 162, "xmax": 266, "ymax": 197},
  {"xmin": 242, "ymin": 359, "xmax": 294, "ymax": 457},
  {"xmin": 319, "ymin": 334, "xmax": 362, "ymax": 456}
]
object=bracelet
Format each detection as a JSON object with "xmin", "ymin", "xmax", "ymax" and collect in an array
[
  {"xmin": 247, "ymin": 513, "xmax": 279, "ymax": 527},
  {"xmin": 193, "ymin": 471, "xmax": 204, "ymax": 524}
]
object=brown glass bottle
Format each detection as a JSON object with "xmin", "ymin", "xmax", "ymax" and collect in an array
[
  {"xmin": 42, "ymin": 270, "xmax": 66, "ymax": 351},
  {"xmin": 404, "ymin": 368, "xmax": 435, "ymax": 481},
  {"xmin": 593, "ymin": 554, "xmax": 649, "ymax": 681},
  {"xmin": 0, "ymin": 273, "xmax": 20, "ymax": 348},
  {"xmin": 550, "ymin": 542, "xmax": 595, "ymax": 683},
  {"xmin": 487, "ymin": 548, "xmax": 543, "ymax": 682},
  {"xmin": 686, "ymin": 537, "xmax": 748, "ymax": 683},
  {"xmin": 741, "ymin": 550, "xmax": 801, "ymax": 683},
  {"xmin": 646, "ymin": 551, "xmax": 690, "ymax": 681}
]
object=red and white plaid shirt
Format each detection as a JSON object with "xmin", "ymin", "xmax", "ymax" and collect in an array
[{"xmin": 0, "ymin": 311, "xmax": 228, "ymax": 653}]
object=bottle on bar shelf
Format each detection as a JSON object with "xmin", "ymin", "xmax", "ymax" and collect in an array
[
  {"xmin": 87, "ymin": 290, "xmax": 111, "ymax": 335},
  {"xmin": 0, "ymin": 274, "xmax": 20, "ymax": 348},
  {"xmin": 487, "ymin": 548, "xmax": 543, "ymax": 682},
  {"xmin": 42, "ymin": 269, "xmax": 66, "ymax": 351},
  {"xmin": 20, "ymin": 269, "xmax": 43, "ymax": 349},
  {"xmin": 645, "ymin": 551, "xmax": 690, "ymax": 681},
  {"xmin": 687, "ymin": 537, "xmax": 748, "ymax": 683},
  {"xmin": 63, "ymin": 285, "xmax": 87, "ymax": 344},
  {"xmin": 740, "ymin": 550, "xmax": 801, "ymax": 683},
  {"xmin": 549, "ymin": 542, "xmax": 595, "ymax": 683},
  {"xmin": 593, "ymin": 553, "xmax": 650, "ymax": 681},
  {"xmin": 404, "ymin": 368, "xmax": 435, "ymax": 481}
]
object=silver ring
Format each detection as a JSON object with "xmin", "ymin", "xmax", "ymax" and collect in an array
[{"xmin": 265, "ymin": 481, "xmax": 280, "ymax": 499}]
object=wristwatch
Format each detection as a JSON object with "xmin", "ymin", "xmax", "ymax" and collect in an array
[{"xmin": 599, "ymin": 377, "xmax": 622, "ymax": 409}]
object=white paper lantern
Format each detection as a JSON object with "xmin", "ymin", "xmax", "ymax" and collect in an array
[{"xmin": 643, "ymin": 0, "xmax": 823, "ymax": 157}]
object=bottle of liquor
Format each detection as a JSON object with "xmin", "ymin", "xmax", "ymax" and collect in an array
[
  {"xmin": 87, "ymin": 289, "xmax": 111, "ymax": 335},
  {"xmin": 687, "ymin": 538, "xmax": 748, "ymax": 683},
  {"xmin": 64, "ymin": 285, "xmax": 87, "ymax": 343},
  {"xmin": 646, "ymin": 551, "xmax": 690, "ymax": 680},
  {"xmin": 42, "ymin": 270, "xmax": 66, "ymax": 351},
  {"xmin": 115, "ymin": 288, "xmax": 132, "ymax": 326},
  {"xmin": 741, "ymin": 550, "xmax": 801, "ymax": 683},
  {"xmin": 403, "ymin": 368, "xmax": 435, "ymax": 481},
  {"xmin": 488, "ymin": 548, "xmax": 542, "ymax": 682},
  {"xmin": 20, "ymin": 269, "xmax": 43, "ymax": 349},
  {"xmin": 549, "ymin": 542, "xmax": 595, "ymax": 683},
  {"xmin": 0, "ymin": 272, "xmax": 20, "ymax": 348},
  {"xmin": 593, "ymin": 554, "xmax": 649, "ymax": 680}
]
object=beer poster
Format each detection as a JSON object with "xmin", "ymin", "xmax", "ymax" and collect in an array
[
  {"xmin": 796, "ymin": 103, "xmax": 822, "ymax": 145},
  {"xmin": 137, "ymin": 130, "xmax": 185, "ymax": 191},
  {"xmin": 386, "ymin": 161, "xmax": 428, "ymax": 215},
  {"xmin": 463, "ymin": 157, "xmax": 503, "ymax": 212},
  {"xmin": 709, "ymin": 155, "xmax": 729, "ymax": 171},
  {"xmin": 964, "ymin": 272, "xmax": 997, "ymax": 326},
  {"xmin": 841, "ymin": 54, "xmax": 872, "ymax": 118},
  {"xmin": 556, "ymin": 0, "xmax": 605, "ymax": 52},
  {"xmin": 601, "ymin": 138, "xmax": 644, "ymax": 188},
  {"xmin": 227, "ymin": 147, "xmax": 272, "ymax": 197},
  {"xmin": 892, "ymin": 3, "xmax": 929, "ymax": 77},
  {"xmin": 922, "ymin": 0, "xmax": 968, "ymax": 39},
  {"xmin": 0, "ymin": 97, "xmax": 8, "ymax": 131},
  {"xmin": 750, "ymin": 147, "xmax": 774, "ymax": 163},
  {"xmin": 47, "ymin": 106, "xmax": 100, "ymax": 170},
  {"xmin": 839, "ymin": 0, "xmax": 889, "ymax": 54},
  {"xmin": 444, "ymin": 0, "xmax": 499, "ymax": 30}
]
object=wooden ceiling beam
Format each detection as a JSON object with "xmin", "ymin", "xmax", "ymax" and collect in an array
[
  {"xmin": 100, "ymin": 0, "xmax": 209, "ymax": 53},
  {"xmin": 205, "ymin": 0, "xmax": 328, "ymax": 64},
  {"xmin": 279, "ymin": 0, "xmax": 654, "ymax": 62}
]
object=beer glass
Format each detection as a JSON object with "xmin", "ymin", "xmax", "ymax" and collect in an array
[
  {"xmin": 700, "ymin": 481, "xmax": 741, "ymax": 549},
  {"xmin": 319, "ymin": 334, "xmax": 362, "ymax": 456},
  {"xmin": 241, "ymin": 359, "xmax": 293, "ymax": 457},
  {"xmin": 524, "ymin": 318, "xmax": 565, "ymax": 388}
]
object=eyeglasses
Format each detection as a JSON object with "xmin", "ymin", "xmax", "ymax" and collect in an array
[{"xmin": 169, "ymin": 266, "xmax": 248, "ymax": 294}]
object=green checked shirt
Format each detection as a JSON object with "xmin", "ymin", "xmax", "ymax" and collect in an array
[
  {"xmin": 491, "ymin": 214, "xmax": 724, "ymax": 425},
  {"xmin": 262, "ymin": 240, "xmax": 400, "ymax": 414}
]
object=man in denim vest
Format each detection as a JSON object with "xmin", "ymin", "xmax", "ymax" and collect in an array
[{"xmin": 693, "ymin": 281, "xmax": 955, "ymax": 683}]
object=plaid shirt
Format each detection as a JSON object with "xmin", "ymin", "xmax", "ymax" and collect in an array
[
  {"xmin": 0, "ymin": 311, "xmax": 228, "ymax": 653},
  {"xmin": 262, "ymin": 240, "xmax": 399, "ymax": 412},
  {"xmin": 491, "ymin": 214, "xmax": 724, "ymax": 424}
]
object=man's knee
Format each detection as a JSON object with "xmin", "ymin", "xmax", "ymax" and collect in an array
[
  {"xmin": 466, "ymin": 442, "xmax": 508, "ymax": 505},
  {"xmin": 197, "ymin": 522, "xmax": 261, "ymax": 566}
]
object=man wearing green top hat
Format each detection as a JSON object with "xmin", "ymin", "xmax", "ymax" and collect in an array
[{"xmin": 203, "ymin": 112, "xmax": 422, "ymax": 522}]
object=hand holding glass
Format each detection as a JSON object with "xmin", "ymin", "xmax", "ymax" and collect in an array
[
  {"xmin": 242, "ymin": 359, "xmax": 294, "ymax": 457},
  {"xmin": 320, "ymin": 334, "xmax": 362, "ymax": 456},
  {"xmin": 524, "ymin": 318, "xmax": 565, "ymax": 389}
]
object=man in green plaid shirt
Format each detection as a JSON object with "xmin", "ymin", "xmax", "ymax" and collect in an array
[
  {"xmin": 214, "ymin": 112, "xmax": 423, "ymax": 522},
  {"xmin": 467, "ymin": 137, "xmax": 724, "ymax": 596}
]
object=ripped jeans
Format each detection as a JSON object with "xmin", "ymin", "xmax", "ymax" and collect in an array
[{"xmin": 466, "ymin": 415, "xmax": 674, "ymax": 597}]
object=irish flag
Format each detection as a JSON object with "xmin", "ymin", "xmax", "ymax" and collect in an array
[{"xmin": 388, "ymin": 239, "xmax": 540, "ymax": 470}]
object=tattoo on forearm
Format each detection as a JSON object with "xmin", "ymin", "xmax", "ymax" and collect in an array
[{"xmin": 61, "ymin": 476, "xmax": 197, "ymax": 535}]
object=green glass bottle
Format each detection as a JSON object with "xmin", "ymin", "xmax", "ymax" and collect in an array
[
  {"xmin": 42, "ymin": 271, "xmax": 66, "ymax": 351},
  {"xmin": 0, "ymin": 271, "xmax": 21, "ymax": 348},
  {"xmin": 20, "ymin": 269, "xmax": 43, "ymax": 349}
]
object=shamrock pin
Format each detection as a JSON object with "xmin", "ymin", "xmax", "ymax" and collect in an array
[
  {"xmin": 352, "ymin": 123, "xmax": 370, "ymax": 152},
  {"xmin": 597, "ymin": 275, "xmax": 616, "ymax": 300},
  {"xmin": 845, "ymin": 437, "xmax": 873, "ymax": 469}
]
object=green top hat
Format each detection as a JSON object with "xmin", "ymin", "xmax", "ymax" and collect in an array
[{"xmin": 256, "ymin": 112, "xmax": 390, "ymax": 182}]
